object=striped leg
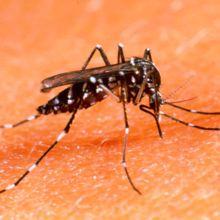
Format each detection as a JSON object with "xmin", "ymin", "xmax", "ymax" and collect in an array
[
  {"xmin": 160, "ymin": 111, "xmax": 220, "ymax": 131},
  {"xmin": 164, "ymin": 102, "xmax": 220, "ymax": 115},
  {"xmin": 0, "ymin": 114, "xmax": 40, "ymax": 129},
  {"xmin": 0, "ymin": 110, "xmax": 77, "ymax": 194},
  {"xmin": 121, "ymin": 84, "xmax": 142, "ymax": 195},
  {"xmin": 81, "ymin": 44, "xmax": 111, "ymax": 70}
]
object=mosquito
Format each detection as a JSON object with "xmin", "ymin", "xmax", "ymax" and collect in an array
[{"xmin": 0, "ymin": 44, "xmax": 219, "ymax": 195}]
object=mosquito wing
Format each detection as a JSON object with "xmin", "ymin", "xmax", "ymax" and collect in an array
[{"xmin": 41, "ymin": 62, "xmax": 133, "ymax": 92}]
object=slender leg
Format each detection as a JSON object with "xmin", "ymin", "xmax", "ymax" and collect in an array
[
  {"xmin": 81, "ymin": 44, "xmax": 111, "ymax": 70},
  {"xmin": 164, "ymin": 101, "xmax": 220, "ymax": 115},
  {"xmin": 0, "ymin": 114, "xmax": 40, "ymax": 129},
  {"xmin": 117, "ymin": 43, "xmax": 125, "ymax": 64},
  {"xmin": 121, "ymin": 84, "xmax": 142, "ymax": 195},
  {"xmin": 139, "ymin": 105, "xmax": 163, "ymax": 138},
  {"xmin": 0, "ymin": 108, "xmax": 78, "ymax": 194},
  {"xmin": 143, "ymin": 48, "xmax": 153, "ymax": 62},
  {"xmin": 96, "ymin": 75, "xmax": 140, "ymax": 194},
  {"xmin": 160, "ymin": 111, "xmax": 220, "ymax": 131}
]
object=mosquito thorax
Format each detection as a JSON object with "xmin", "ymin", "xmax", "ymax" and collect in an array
[
  {"xmin": 130, "ymin": 57, "xmax": 161, "ymax": 85},
  {"xmin": 129, "ymin": 58, "xmax": 161, "ymax": 90}
]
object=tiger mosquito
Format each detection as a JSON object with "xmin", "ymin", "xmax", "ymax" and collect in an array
[{"xmin": 0, "ymin": 44, "xmax": 220, "ymax": 195}]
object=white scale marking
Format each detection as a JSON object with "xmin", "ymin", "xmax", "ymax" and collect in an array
[
  {"xmin": 98, "ymin": 78, "xmax": 103, "ymax": 83},
  {"xmin": 131, "ymin": 76, "xmax": 136, "ymax": 83},
  {"xmin": 122, "ymin": 162, "xmax": 127, "ymax": 168},
  {"xmin": 3, "ymin": 124, "xmax": 13, "ymax": 129},
  {"xmin": 118, "ymin": 43, "xmax": 124, "ymax": 48},
  {"xmin": 108, "ymin": 77, "xmax": 116, "ymax": 82},
  {"xmin": 119, "ymin": 71, "xmax": 125, "ymax": 76},
  {"xmin": 190, "ymin": 110, "xmax": 197, "ymax": 113},
  {"xmin": 125, "ymin": 128, "xmax": 129, "ymax": 134},
  {"xmin": 57, "ymin": 131, "xmax": 66, "ymax": 142},
  {"xmin": 44, "ymin": 83, "xmax": 50, "ymax": 88},
  {"xmin": 90, "ymin": 76, "xmax": 96, "ymax": 84},
  {"xmin": 130, "ymin": 57, "xmax": 135, "ymax": 66},
  {"xmin": 5, "ymin": 184, "xmax": 15, "ymax": 190},
  {"xmin": 96, "ymin": 44, "xmax": 102, "ymax": 49},
  {"xmin": 28, "ymin": 164, "xmax": 37, "ymax": 172},
  {"xmin": 188, "ymin": 123, "xmax": 194, "ymax": 127},
  {"xmin": 150, "ymin": 88, "xmax": 155, "ymax": 92},
  {"xmin": 54, "ymin": 106, "xmax": 59, "ymax": 111},
  {"xmin": 54, "ymin": 98, "xmax": 60, "ymax": 105},
  {"xmin": 68, "ymin": 99, "xmax": 74, "ymax": 104},
  {"xmin": 83, "ymin": 92, "xmax": 89, "ymax": 99},
  {"xmin": 96, "ymin": 87, "xmax": 103, "ymax": 93},
  {"xmin": 27, "ymin": 115, "xmax": 36, "ymax": 121}
]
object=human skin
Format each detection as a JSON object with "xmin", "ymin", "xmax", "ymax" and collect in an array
[{"xmin": 0, "ymin": 0, "xmax": 219, "ymax": 219}]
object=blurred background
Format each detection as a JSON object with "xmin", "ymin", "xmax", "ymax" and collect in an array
[{"xmin": 0, "ymin": 1, "xmax": 219, "ymax": 219}]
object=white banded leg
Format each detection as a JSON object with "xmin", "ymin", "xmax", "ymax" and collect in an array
[
  {"xmin": 0, "ymin": 114, "xmax": 41, "ymax": 129},
  {"xmin": 121, "ymin": 86, "xmax": 142, "ymax": 195},
  {"xmin": 0, "ymin": 110, "xmax": 77, "ymax": 194},
  {"xmin": 164, "ymin": 102, "xmax": 220, "ymax": 115},
  {"xmin": 160, "ymin": 111, "xmax": 220, "ymax": 131}
]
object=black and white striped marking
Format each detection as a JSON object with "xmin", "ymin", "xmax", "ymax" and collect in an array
[
  {"xmin": 0, "ymin": 44, "xmax": 219, "ymax": 196},
  {"xmin": 0, "ymin": 110, "xmax": 75, "ymax": 194},
  {"xmin": 159, "ymin": 111, "xmax": 220, "ymax": 131},
  {"xmin": 0, "ymin": 114, "xmax": 40, "ymax": 129}
]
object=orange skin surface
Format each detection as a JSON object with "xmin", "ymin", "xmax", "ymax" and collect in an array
[{"xmin": 0, "ymin": 1, "xmax": 219, "ymax": 219}]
